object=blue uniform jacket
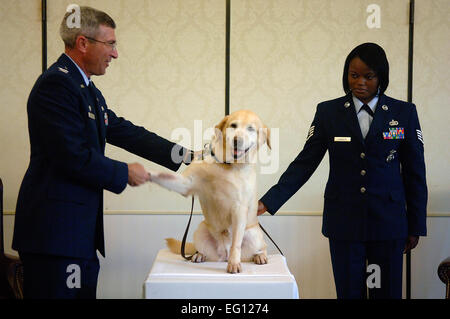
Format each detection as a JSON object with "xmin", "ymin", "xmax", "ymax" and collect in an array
[
  {"xmin": 260, "ymin": 94, "xmax": 427, "ymax": 241},
  {"xmin": 13, "ymin": 54, "xmax": 184, "ymax": 258}
]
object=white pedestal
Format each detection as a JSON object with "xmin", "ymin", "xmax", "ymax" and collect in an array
[{"xmin": 144, "ymin": 249, "xmax": 299, "ymax": 299}]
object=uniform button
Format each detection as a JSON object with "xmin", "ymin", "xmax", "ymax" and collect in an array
[
  {"xmin": 360, "ymin": 152, "xmax": 366, "ymax": 159},
  {"xmin": 360, "ymin": 187, "xmax": 366, "ymax": 194},
  {"xmin": 360, "ymin": 170, "xmax": 366, "ymax": 176}
]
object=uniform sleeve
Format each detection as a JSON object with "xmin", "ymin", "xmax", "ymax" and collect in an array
[
  {"xmin": 260, "ymin": 104, "xmax": 328, "ymax": 214},
  {"xmin": 105, "ymin": 109, "xmax": 185, "ymax": 172},
  {"xmin": 400, "ymin": 104, "xmax": 427, "ymax": 236},
  {"xmin": 30, "ymin": 73, "xmax": 128, "ymax": 194}
]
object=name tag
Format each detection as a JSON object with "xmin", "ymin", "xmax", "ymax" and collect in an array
[
  {"xmin": 88, "ymin": 112, "xmax": 96, "ymax": 120},
  {"xmin": 334, "ymin": 137, "xmax": 351, "ymax": 142}
]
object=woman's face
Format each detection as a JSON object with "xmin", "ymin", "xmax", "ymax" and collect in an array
[{"xmin": 347, "ymin": 57, "xmax": 379, "ymax": 103}]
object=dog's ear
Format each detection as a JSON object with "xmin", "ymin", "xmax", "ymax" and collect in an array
[
  {"xmin": 211, "ymin": 115, "xmax": 229, "ymax": 145},
  {"xmin": 258, "ymin": 125, "xmax": 271, "ymax": 149},
  {"xmin": 215, "ymin": 115, "xmax": 230, "ymax": 132}
]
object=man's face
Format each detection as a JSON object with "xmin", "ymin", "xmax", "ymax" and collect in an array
[
  {"xmin": 347, "ymin": 57, "xmax": 379, "ymax": 104},
  {"xmin": 85, "ymin": 24, "xmax": 118, "ymax": 77}
]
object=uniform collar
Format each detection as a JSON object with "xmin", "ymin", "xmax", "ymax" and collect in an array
[
  {"xmin": 63, "ymin": 53, "xmax": 90, "ymax": 87},
  {"xmin": 352, "ymin": 94, "xmax": 379, "ymax": 114}
]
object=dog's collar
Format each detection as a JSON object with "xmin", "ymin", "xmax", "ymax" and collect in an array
[
  {"xmin": 208, "ymin": 143, "xmax": 255, "ymax": 165},
  {"xmin": 209, "ymin": 144, "xmax": 232, "ymax": 165}
]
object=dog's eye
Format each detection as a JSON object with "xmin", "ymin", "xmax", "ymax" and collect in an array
[
  {"xmin": 247, "ymin": 126, "xmax": 255, "ymax": 132},
  {"xmin": 230, "ymin": 123, "xmax": 237, "ymax": 129}
]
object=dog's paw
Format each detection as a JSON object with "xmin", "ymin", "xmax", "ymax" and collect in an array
[
  {"xmin": 191, "ymin": 252, "xmax": 206, "ymax": 263},
  {"xmin": 227, "ymin": 262, "xmax": 242, "ymax": 274},
  {"xmin": 254, "ymin": 253, "xmax": 268, "ymax": 265}
]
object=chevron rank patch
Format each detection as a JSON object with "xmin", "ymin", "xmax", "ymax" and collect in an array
[
  {"xmin": 306, "ymin": 126, "xmax": 315, "ymax": 141},
  {"xmin": 58, "ymin": 67, "xmax": 68, "ymax": 74},
  {"xmin": 416, "ymin": 129, "xmax": 424, "ymax": 144}
]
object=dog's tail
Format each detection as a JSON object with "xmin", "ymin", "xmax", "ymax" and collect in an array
[{"xmin": 165, "ymin": 238, "xmax": 196, "ymax": 255}]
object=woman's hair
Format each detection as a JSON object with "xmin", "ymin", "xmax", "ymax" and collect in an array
[
  {"xmin": 342, "ymin": 42, "xmax": 389, "ymax": 95},
  {"xmin": 60, "ymin": 6, "xmax": 116, "ymax": 49}
]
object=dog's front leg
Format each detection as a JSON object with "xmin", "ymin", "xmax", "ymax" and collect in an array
[
  {"xmin": 227, "ymin": 210, "xmax": 246, "ymax": 273},
  {"xmin": 149, "ymin": 170, "xmax": 193, "ymax": 197}
]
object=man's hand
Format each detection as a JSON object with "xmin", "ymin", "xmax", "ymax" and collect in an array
[
  {"xmin": 127, "ymin": 163, "xmax": 151, "ymax": 186},
  {"xmin": 257, "ymin": 200, "xmax": 267, "ymax": 216},
  {"xmin": 404, "ymin": 235, "xmax": 419, "ymax": 253}
]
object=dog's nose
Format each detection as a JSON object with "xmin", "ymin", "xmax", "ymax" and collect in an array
[
  {"xmin": 234, "ymin": 136, "xmax": 247, "ymax": 150},
  {"xmin": 233, "ymin": 136, "xmax": 242, "ymax": 148}
]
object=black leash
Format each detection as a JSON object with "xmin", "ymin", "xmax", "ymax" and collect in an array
[
  {"xmin": 181, "ymin": 196, "xmax": 284, "ymax": 260},
  {"xmin": 181, "ymin": 196, "xmax": 196, "ymax": 260},
  {"xmin": 258, "ymin": 223, "xmax": 284, "ymax": 256}
]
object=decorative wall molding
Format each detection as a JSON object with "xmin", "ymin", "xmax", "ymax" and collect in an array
[{"xmin": 4, "ymin": 210, "xmax": 450, "ymax": 217}]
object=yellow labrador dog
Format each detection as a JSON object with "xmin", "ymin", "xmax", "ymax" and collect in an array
[{"xmin": 150, "ymin": 110, "xmax": 270, "ymax": 273}]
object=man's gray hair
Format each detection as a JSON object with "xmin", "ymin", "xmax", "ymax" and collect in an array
[{"xmin": 60, "ymin": 6, "xmax": 116, "ymax": 49}]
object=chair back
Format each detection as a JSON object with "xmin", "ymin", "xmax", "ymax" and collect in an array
[
  {"xmin": 0, "ymin": 178, "xmax": 24, "ymax": 299},
  {"xmin": 438, "ymin": 257, "xmax": 450, "ymax": 299}
]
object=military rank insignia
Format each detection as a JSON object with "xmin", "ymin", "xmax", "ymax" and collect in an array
[
  {"xmin": 383, "ymin": 127, "xmax": 404, "ymax": 139},
  {"xmin": 416, "ymin": 129, "xmax": 424, "ymax": 144},
  {"xmin": 58, "ymin": 67, "xmax": 68, "ymax": 74},
  {"xmin": 104, "ymin": 112, "xmax": 109, "ymax": 126},
  {"xmin": 306, "ymin": 126, "xmax": 315, "ymax": 141}
]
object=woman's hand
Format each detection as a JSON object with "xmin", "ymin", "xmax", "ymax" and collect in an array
[
  {"xmin": 257, "ymin": 200, "xmax": 268, "ymax": 216},
  {"xmin": 404, "ymin": 236, "xmax": 419, "ymax": 253}
]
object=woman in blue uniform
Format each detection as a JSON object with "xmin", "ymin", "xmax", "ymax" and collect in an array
[{"xmin": 257, "ymin": 43, "xmax": 427, "ymax": 299}]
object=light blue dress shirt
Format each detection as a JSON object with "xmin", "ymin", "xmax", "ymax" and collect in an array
[
  {"xmin": 353, "ymin": 95, "xmax": 378, "ymax": 139},
  {"xmin": 64, "ymin": 53, "xmax": 90, "ymax": 87}
]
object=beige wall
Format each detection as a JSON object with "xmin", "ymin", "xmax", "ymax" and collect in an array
[
  {"xmin": 45, "ymin": 0, "xmax": 226, "ymax": 212},
  {"xmin": 414, "ymin": 0, "xmax": 450, "ymax": 214},
  {"xmin": 231, "ymin": 0, "xmax": 411, "ymax": 212},
  {"xmin": 1, "ymin": 0, "xmax": 449, "ymax": 298},
  {"xmin": 0, "ymin": 1, "xmax": 41, "ymax": 210}
]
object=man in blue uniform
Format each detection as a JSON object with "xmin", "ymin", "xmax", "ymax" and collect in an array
[
  {"xmin": 258, "ymin": 43, "xmax": 427, "ymax": 298},
  {"xmin": 12, "ymin": 6, "xmax": 193, "ymax": 298}
]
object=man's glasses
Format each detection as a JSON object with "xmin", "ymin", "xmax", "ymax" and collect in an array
[{"xmin": 85, "ymin": 36, "xmax": 117, "ymax": 50}]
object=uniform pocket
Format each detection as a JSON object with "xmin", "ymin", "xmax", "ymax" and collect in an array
[
  {"xmin": 389, "ymin": 190, "xmax": 404, "ymax": 202},
  {"xmin": 47, "ymin": 180, "xmax": 91, "ymax": 205}
]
